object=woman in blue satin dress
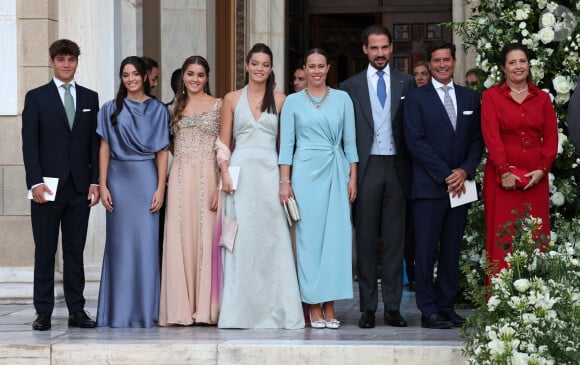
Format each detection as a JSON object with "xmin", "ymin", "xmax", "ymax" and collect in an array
[
  {"xmin": 96, "ymin": 56, "xmax": 170, "ymax": 327},
  {"xmin": 279, "ymin": 48, "xmax": 358, "ymax": 329}
]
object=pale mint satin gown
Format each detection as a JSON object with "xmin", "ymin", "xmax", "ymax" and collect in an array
[
  {"xmin": 218, "ymin": 86, "xmax": 304, "ymax": 329},
  {"xmin": 279, "ymin": 88, "xmax": 358, "ymax": 304}
]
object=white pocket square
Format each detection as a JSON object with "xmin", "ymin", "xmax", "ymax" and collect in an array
[
  {"xmin": 400, "ymin": 96, "xmax": 405, "ymax": 100},
  {"xmin": 82, "ymin": 108, "xmax": 91, "ymax": 112},
  {"xmin": 462, "ymin": 110, "xmax": 474, "ymax": 115}
]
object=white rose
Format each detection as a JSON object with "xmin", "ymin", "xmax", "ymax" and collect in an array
[
  {"xmin": 538, "ymin": 0, "xmax": 547, "ymax": 9},
  {"xmin": 531, "ymin": 66, "xmax": 545, "ymax": 82},
  {"xmin": 550, "ymin": 191, "xmax": 565, "ymax": 206},
  {"xmin": 521, "ymin": 29, "xmax": 529, "ymax": 37},
  {"xmin": 545, "ymin": 48, "xmax": 554, "ymax": 56},
  {"xmin": 513, "ymin": 278, "xmax": 531, "ymax": 292},
  {"xmin": 519, "ymin": 21, "xmax": 527, "ymax": 29},
  {"xmin": 515, "ymin": 9, "xmax": 527, "ymax": 20},
  {"xmin": 538, "ymin": 27, "xmax": 555, "ymax": 43},
  {"xmin": 484, "ymin": 76, "xmax": 495, "ymax": 89},
  {"xmin": 487, "ymin": 295, "xmax": 501, "ymax": 311},
  {"xmin": 541, "ymin": 13, "xmax": 556, "ymax": 27},
  {"xmin": 553, "ymin": 75, "xmax": 572, "ymax": 93},
  {"xmin": 556, "ymin": 92, "xmax": 570, "ymax": 104}
]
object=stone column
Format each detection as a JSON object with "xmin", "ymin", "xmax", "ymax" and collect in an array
[
  {"xmin": 452, "ymin": 0, "xmax": 467, "ymax": 85},
  {"xmin": 159, "ymin": 0, "xmax": 214, "ymax": 102},
  {"xmin": 247, "ymin": 0, "xmax": 285, "ymax": 92}
]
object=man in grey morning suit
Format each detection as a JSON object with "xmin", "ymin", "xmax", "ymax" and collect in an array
[{"xmin": 340, "ymin": 24, "xmax": 415, "ymax": 328}]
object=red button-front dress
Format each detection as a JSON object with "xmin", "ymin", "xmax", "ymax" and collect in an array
[{"xmin": 482, "ymin": 82, "xmax": 558, "ymax": 274}]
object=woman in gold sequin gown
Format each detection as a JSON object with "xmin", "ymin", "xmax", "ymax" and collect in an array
[{"xmin": 159, "ymin": 56, "xmax": 221, "ymax": 325}]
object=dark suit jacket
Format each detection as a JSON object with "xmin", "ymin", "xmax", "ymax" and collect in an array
[
  {"xmin": 567, "ymin": 74, "xmax": 580, "ymax": 154},
  {"xmin": 340, "ymin": 67, "xmax": 416, "ymax": 197},
  {"xmin": 403, "ymin": 81, "xmax": 483, "ymax": 199},
  {"xmin": 22, "ymin": 80, "xmax": 99, "ymax": 193}
]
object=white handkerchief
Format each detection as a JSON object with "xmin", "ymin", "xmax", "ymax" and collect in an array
[
  {"xmin": 27, "ymin": 177, "xmax": 59, "ymax": 201},
  {"xmin": 462, "ymin": 110, "xmax": 474, "ymax": 115},
  {"xmin": 82, "ymin": 108, "xmax": 91, "ymax": 112},
  {"xmin": 449, "ymin": 179, "xmax": 478, "ymax": 208}
]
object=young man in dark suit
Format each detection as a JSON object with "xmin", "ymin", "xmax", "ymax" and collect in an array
[
  {"xmin": 404, "ymin": 41, "xmax": 483, "ymax": 329},
  {"xmin": 22, "ymin": 39, "xmax": 100, "ymax": 331},
  {"xmin": 340, "ymin": 25, "xmax": 415, "ymax": 328}
]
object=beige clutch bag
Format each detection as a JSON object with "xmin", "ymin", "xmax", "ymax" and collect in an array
[{"xmin": 287, "ymin": 197, "xmax": 300, "ymax": 221}]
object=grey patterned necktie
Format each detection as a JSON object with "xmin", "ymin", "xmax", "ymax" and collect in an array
[
  {"xmin": 62, "ymin": 84, "xmax": 75, "ymax": 129},
  {"xmin": 441, "ymin": 85, "xmax": 456, "ymax": 129}
]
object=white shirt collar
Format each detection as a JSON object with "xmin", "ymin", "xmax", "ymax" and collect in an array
[
  {"xmin": 367, "ymin": 64, "xmax": 390, "ymax": 79},
  {"xmin": 431, "ymin": 77, "xmax": 454, "ymax": 90},
  {"xmin": 53, "ymin": 77, "xmax": 76, "ymax": 89}
]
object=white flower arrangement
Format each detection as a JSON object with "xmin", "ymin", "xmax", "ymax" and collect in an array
[
  {"xmin": 462, "ymin": 211, "xmax": 580, "ymax": 365},
  {"xmin": 454, "ymin": 2, "xmax": 580, "ymax": 324}
]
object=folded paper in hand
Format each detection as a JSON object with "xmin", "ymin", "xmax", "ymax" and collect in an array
[
  {"xmin": 218, "ymin": 166, "xmax": 240, "ymax": 190},
  {"xmin": 27, "ymin": 177, "xmax": 58, "ymax": 202}
]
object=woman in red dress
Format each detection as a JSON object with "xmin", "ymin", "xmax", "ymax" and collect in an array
[{"xmin": 482, "ymin": 42, "xmax": 558, "ymax": 274}]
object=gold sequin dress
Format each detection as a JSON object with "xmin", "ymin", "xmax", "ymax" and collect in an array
[{"xmin": 159, "ymin": 99, "xmax": 221, "ymax": 325}]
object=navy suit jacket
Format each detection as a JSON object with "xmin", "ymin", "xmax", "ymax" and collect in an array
[
  {"xmin": 340, "ymin": 67, "xmax": 415, "ymax": 196},
  {"xmin": 403, "ymin": 81, "xmax": 483, "ymax": 199},
  {"xmin": 22, "ymin": 80, "xmax": 99, "ymax": 193}
]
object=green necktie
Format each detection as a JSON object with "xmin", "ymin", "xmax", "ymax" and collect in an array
[{"xmin": 62, "ymin": 84, "xmax": 75, "ymax": 129}]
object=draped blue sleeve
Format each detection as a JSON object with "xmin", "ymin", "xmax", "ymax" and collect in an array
[
  {"xmin": 338, "ymin": 90, "xmax": 358, "ymax": 163},
  {"xmin": 278, "ymin": 92, "xmax": 299, "ymax": 165},
  {"xmin": 97, "ymin": 98, "xmax": 170, "ymax": 160}
]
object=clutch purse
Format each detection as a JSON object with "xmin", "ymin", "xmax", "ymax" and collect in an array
[
  {"xmin": 496, "ymin": 167, "xmax": 530, "ymax": 188},
  {"xmin": 219, "ymin": 215, "xmax": 238, "ymax": 252},
  {"xmin": 287, "ymin": 197, "xmax": 300, "ymax": 221}
]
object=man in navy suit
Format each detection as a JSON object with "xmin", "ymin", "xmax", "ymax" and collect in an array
[
  {"xmin": 341, "ymin": 25, "xmax": 415, "ymax": 328},
  {"xmin": 404, "ymin": 41, "xmax": 483, "ymax": 329},
  {"xmin": 22, "ymin": 39, "xmax": 100, "ymax": 331}
]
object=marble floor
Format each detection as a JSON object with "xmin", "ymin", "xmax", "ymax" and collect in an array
[{"xmin": 0, "ymin": 284, "xmax": 470, "ymax": 365}]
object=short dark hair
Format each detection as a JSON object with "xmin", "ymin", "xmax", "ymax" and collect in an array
[
  {"xmin": 141, "ymin": 56, "xmax": 159, "ymax": 73},
  {"xmin": 361, "ymin": 24, "xmax": 393, "ymax": 46},
  {"xmin": 427, "ymin": 41, "xmax": 456, "ymax": 61},
  {"xmin": 49, "ymin": 39, "xmax": 80, "ymax": 60}
]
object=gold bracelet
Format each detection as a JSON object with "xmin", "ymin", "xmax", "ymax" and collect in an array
[{"xmin": 98, "ymin": 176, "xmax": 108, "ymax": 181}]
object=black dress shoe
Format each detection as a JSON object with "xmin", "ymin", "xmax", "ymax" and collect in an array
[
  {"xmin": 358, "ymin": 311, "xmax": 375, "ymax": 329},
  {"xmin": 68, "ymin": 310, "xmax": 96, "ymax": 328},
  {"xmin": 440, "ymin": 310, "xmax": 466, "ymax": 327},
  {"xmin": 32, "ymin": 313, "xmax": 51, "ymax": 331},
  {"xmin": 384, "ymin": 310, "xmax": 408, "ymax": 327},
  {"xmin": 421, "ymin": 314, "xmax": 453, "ymax": 329}
]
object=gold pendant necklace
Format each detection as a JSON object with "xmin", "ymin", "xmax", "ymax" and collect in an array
[{"xmin": 304, "ymin": 87, "xmax": 330, "ymax": 110}]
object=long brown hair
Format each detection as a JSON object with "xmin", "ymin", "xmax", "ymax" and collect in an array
[
  {"xmin": 245, "ymin": 43, "xmax": 276, "ymax": 114},
  {"xmin": 171, "ymin": 55, "xmax": 211, "ymax": 128}
]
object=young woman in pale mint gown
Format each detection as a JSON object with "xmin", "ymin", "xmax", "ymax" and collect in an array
[
  {"xmin": 97, "ymin": 56, "xmax": 170, "ymax": 327},
  {"xmin": 215, "ymin": 43, "xmax": 304, "ymax": 329},
  {"xmin": 159, "ymin": 56, "xmax": 221, "ymax": 326},
  {"xmin": 279, "ymin": 48, "xmax": 358, "ymax": 329}
]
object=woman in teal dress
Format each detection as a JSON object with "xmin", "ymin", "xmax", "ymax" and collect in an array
[{"xmin": 279, "ymin": 48, "xmax": 358, "ymax": 329}]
